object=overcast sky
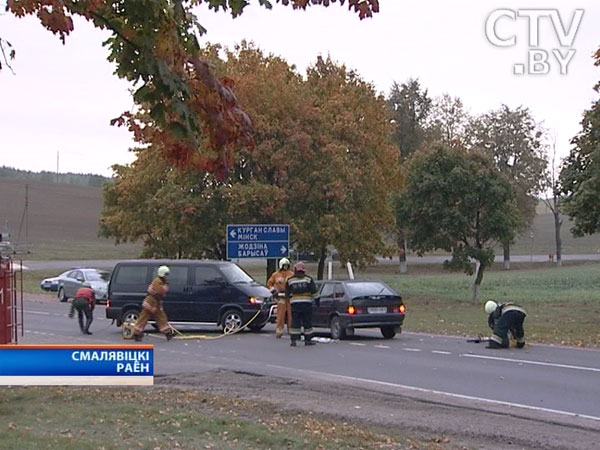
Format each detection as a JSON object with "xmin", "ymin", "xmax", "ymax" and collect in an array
[{"xmin": 1, "ymin": 0, "xmax": 598, "ymax": 177}]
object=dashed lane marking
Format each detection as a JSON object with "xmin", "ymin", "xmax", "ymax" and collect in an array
[
  {"xmin": 375, "ymin": 345, "xmax": 391, "ymax": 349},
  {"xmin": 349, "ymin": 343, "xmax": 366, "ymax": 346},
  {"xmin": 403, "ymin": 348, "xmax": 422, "ymax": 352},
  {"xmin": 461, "ymin": 354, "xmax": 600, "ymax": 373},
  {"xmin": 432, "ymin": 350, "xmax": 452, "ymax": 355}
]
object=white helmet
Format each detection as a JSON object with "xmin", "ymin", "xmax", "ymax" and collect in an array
[
  {"xmin": 157, "ymin": 265, "xmax": 170, "ymax": 277},
  {"xmin": 279, "ymin": 257, "xmax": 291, "ymax": 270},
  {"xmin": 484, "ymin": 300, "xmax": 497, "ymax": 315}
]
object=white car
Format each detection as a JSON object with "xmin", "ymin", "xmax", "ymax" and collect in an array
[{"xmin": 57, "ymin": 268, "xmax": 110, "ymax": 304}]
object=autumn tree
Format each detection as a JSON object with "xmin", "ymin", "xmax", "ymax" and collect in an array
[
  {"xmin": 5, "ymin": 0, "xmax": 379, "ymax": 178},
  {"xmin": 397, "ymin": 144, "xmax": 520, "ymax": 303},
  {"xmin": 470, "ymin": 105, "xmax": 546, "ymax": 269},
  {"xmin": 101, "ymin": 44, "xmax": 397, "ymax": 279},
  {"xmin": 386, "ymin": 78, "xmax": 432, "ymax": 273},
  {"xmin": 293, "ymin": 56, "xmax": 398, "ymax": 279}
]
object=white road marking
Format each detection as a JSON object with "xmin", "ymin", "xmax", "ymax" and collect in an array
[
  {"xmin": 24, "ymin": 310, "xmax": 50, "ymax": 315},
  {"xmin": 431, "ymin": 350, "xmax": 451, "ymax": 355},
  {"xmin": 349, "ymin": 343, "xmax": 366, "ymax": 346},
  {"xmin": 374, "ymin": 345, "xmax": 390, "ymax": 349},
  {"xmin": 461, "ymin": 354, "xmax": 600, "ymax": 373},
  {"xmin": 403, "ymin": 348, "xmax": 421, "ymax": 352},
  {"xmin": 264, "ymin": 363, "xmax": 600, "ymax": 422}
]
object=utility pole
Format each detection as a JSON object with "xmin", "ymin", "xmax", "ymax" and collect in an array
[{"xmin": 56, "ymin": 151, "xmax": 59, "ymax": 183}]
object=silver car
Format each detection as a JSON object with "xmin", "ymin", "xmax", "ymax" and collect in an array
[{"xmin": 57, "ymin": 268, "xmax": 110, "ymax": 304}]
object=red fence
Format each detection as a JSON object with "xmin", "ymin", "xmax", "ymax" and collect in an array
[{"xmin": 0, "ymin": 257, "xmax": 23, "ymax": 344}]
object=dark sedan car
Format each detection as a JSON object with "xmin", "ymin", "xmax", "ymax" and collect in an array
[{"xmin": 313, "ymin": 280, "xmax": 406, "ymax": 339}]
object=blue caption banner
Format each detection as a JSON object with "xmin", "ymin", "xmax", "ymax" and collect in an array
[{"xmin": 0, "ymin": 345, "xmax": 154, "ymax": 385}]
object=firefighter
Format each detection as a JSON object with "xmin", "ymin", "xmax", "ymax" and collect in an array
[
  {"xmin": 68, "ymin": 283, "xmax": 95, "ymax": 335},
  {"xmin": 285, "ymin": 262, "xmax": 318, "ymax": 347},
  {"xmin": 266, "ymin": 257, "xmax": 294, "ymax": 338},
  {"xmin": 484, "ymin": 300, "xmax": 527, "ymax": 349},
  {"xmin": 133, "ymin": 265, "xmax": 174, "ymax": 342}
]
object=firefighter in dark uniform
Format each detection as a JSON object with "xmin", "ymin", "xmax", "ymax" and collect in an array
[
  {"xmin": 68, "ymin": 284, "xmax": 95, "ymax": 335},
  {"xmin": 484, "ymin": 300, "xmax": 527, "ymax": 349},
  {"xmin": 285, "ymin": 262, "xmax": 318, "ymax": 347}
]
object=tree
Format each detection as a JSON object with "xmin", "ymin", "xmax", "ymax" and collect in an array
[
  {"xmin": 559, "ymin": 47, "xmax": 600, "ymax": 237},
  {"xmin": 397, "ymin": 144, "xmax": 520, "ymax": 303},
  {"xmin": 427, "ymin": 93, "xmax": 471, "ymax": 148},
  {"xmin": 5, "ymin": 0, "xmax": 379, "ymax": 177},
  {"xmin": 560, "ymin": 100, "xmax": 600, "ymax": 236},
  {"xmin": 470, "ymin": 105, "xmax": 546, "ymax": 269},
  {"xmin": 386, "ymin": 78, "xmax": 432, "ymax": 273},
  {"xmin": 101, "ymin": 44, "xmax": 398, "ymax": 279},
  {"xmin": 541, "ymin": 130, "xmax": 563, "ymax": 266},
  {"xmin": 290, "ymin": 56, "xmax": 398, "ymax": 279}
]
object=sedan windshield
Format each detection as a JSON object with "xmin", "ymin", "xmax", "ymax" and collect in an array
[
  {"xmin": 346, "ymin": 282, "xmax": 396, "ymax": 298},
  {"xmin": 220, "ymin": 265, "xmax": 254, "ymax": 283}
]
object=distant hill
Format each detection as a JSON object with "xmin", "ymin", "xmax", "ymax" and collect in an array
[
  {"xmin": 0, "ymin": 177, "xmax": 597, "ymax": 261},
  {"xmin": 0, "ymin": 166, "xmax": 110, "ymax": 188},
  {"xmin": 0, "ymin": 178, "xmax": 142, "ymax": 260}
]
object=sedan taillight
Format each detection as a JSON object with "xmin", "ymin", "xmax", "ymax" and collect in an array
[{"xmin": 347, "ymin": 305, "xmax": 356, "ymax": 315}]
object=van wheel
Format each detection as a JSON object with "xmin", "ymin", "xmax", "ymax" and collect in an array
[
  {"xmin": 58, "ymin": 287, "xmax": 68, "ymax": 303},
  {"xmin": 221, "ymin": 309, "xmax": 243, "ymax": 334},
  {"xmin": 330, "ymin": 316, "xmax": 347, "ymax": 340},
  {"xmin": 122, "ymin": 309, "xmax": 140, "ymax": 325},
  {"xmin": 380, "ymin": 326, "xmax": 396, "ymax": 339}
]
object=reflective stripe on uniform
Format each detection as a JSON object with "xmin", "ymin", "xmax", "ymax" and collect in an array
[
  {"xmin": 502, "ymin": 305, "xmax": 527, "ymax": 316},
  {"xmin": 491, "ymin": 334, "xmax": 503, "ymax": 344}
]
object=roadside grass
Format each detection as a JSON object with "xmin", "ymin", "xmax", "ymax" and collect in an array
[
  {"xmin": 372, "ymin": 262, "xmax": 600, "ymax": 348},
  {"xmin": 24, "ymin": 240, "xmax": 142, "ymax": 261},
  {"xmin": 0, "ymin": 387, "xmax": 445, "ymax": 450},
  {"xmin": 19, "ymin": 269, "xmax": 68, "ymax": 297}
]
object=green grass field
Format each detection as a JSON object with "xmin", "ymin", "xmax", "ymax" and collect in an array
[{"xmin": 0, "ymin": 387, "xmax": 439, "ymax": 450}]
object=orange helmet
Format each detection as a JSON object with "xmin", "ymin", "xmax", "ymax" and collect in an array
[{"xmin": 293, "ymin": 262, "xmax": 306, "ymax": 274}]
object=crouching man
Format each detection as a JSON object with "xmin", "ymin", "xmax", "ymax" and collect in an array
[{"xmin": 484, "ymin": 300, "xmax": 527, "ymax": 349}]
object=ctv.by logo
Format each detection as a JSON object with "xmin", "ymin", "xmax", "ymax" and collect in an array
[{"xmin": 485, "ymin": 9, "xmax": 584, "ymax": 75}]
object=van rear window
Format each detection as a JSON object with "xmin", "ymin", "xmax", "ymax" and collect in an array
[{"xmin": 115, "ymin": 266, "xmax": 147, "ymax": 285}]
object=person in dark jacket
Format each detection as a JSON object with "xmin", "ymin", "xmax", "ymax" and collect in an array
[
  {"xmin": 285, "ymin": 262, "xmax": 318, "ymax": 347},
  {"xmin": 68, "ymin": 284, "xmax": 95, "ymax": 335},
  {"xmin": 484, "ymin": 300, "xmax": 527, "ymax": 349}
]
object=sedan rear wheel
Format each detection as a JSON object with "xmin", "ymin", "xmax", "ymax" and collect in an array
[
  {"xmin": 330, "ymin": 316, "xmax": 347, "ymax": 340},
  {"xmin": 380, "ymin": 326, "xmax": 396, "ymax": 339}
]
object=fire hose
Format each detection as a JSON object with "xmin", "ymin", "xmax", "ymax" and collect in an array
[{"xmin": 144, "ymin": 308, "xmax": 267, "ymax": 340}]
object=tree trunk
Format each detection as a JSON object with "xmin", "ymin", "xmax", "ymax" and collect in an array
[
  {"xmin": 317, "ymin": 246, "xmax": 327, "ymax": 280},
  {"xmin": 554, "ymin": 209, "xmax": 562, "ymax": 267},
  {"xmin": 398, "ymin": 233, "xmax": 407, "ymax": 274},
  {"xmin": 266, "ymin": 259, "xmax": 277, "ymax": 282},
  {"xmin": 503, "ymin": 242, "xmax": 510, "ymax": 270},
  {"xmin": 472, "ymin": 261, "xmax": 485, "ymax": 303}
]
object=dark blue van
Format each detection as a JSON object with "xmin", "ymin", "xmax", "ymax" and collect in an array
[{"xmin": 105, "ymin": 260, "xmax": 273, "ymax": 332}]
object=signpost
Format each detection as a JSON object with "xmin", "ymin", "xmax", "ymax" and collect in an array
[{"xmin": 226, "ymin": 224, "xmax": 289, "ymax": 260}]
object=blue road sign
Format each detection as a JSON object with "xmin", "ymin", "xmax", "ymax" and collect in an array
[{"xmin": 227, "ymin": 224, "xmax": 289, "ymax": 259}]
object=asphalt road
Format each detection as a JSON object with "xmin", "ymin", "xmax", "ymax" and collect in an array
[{"xmin": 18, "ymin": 296, "xmax": 600, "ymax": 423}]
